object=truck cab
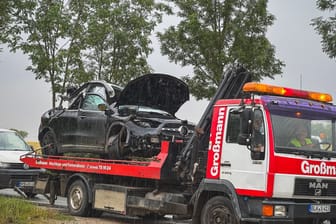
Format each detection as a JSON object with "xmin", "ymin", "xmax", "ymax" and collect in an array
[{"xmin": 198, "ymin": 82, "xmax": 336, "ymax": 223}]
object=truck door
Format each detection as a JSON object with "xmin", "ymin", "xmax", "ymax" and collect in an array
[{"xmin": 207, "ymin": 105, "xmax": 268, "ymax": 192}]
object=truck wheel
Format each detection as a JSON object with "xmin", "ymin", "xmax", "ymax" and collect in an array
[
  {"xmin": 201, "ymin": 196, "xmax": 238, "ymax": 224},
  {"xmin": 41, "ymin": 130, "xmax": 58, "ymax": 155},
  {"xmin": 67, "ymin": 180, "xmax": 90, "ymax": 217}
]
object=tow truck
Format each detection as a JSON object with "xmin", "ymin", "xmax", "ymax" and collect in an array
[{"xmin": 21, "ymin": 67, "xmax": 336, "ymax": 223}]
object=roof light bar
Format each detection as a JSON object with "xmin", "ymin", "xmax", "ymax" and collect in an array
[{"xmin": 243, "ymin": 82, "xmax": 333, "ymax": 103}]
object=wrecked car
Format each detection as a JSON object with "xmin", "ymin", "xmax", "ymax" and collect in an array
[
  {"xmin": 0, "ymin": 128, "xmax": 42, "ymax": 197},
  {"xmin": 38, "ymin": 73, "xmax": 194, "ymax": 159}
]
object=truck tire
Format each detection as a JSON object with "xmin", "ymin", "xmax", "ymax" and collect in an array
[
  {"xmin": 67, "ymin": 180, "xmax": 90, "ymax": 217},
  {"xmin": 200, "ymin": 196, "xmax": 238, "ymax": 224},
  {"xmin": 41, "ymin": 130, "xmax": 58, "ymax": 155}
]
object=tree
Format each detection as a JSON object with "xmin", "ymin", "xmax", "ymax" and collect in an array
[
  {"xmin": 312, "ymin": 0, "xmax": 336, "ymax": 59},
  {"xmin": 10, "ymin": 128, "xmax": 28, "ymax": 139},
  {"xmin": 0, "ymin": 0, "xmax": 171, "ymax": 107},
  {"xmin": 82, "ymin": 0, "xmax": 172, "ymax": 85},
  {"xmin": 0, "ymin": 0, "xmax": 80, "ymax": 108},
  {"xmin": 158, "ymin": 0, "xmax": 284, "ymax": 100}
]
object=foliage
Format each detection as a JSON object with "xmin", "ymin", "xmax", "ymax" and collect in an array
[
  {"xmin": 158, "ymin": 0, "xmax": 284, "ymax": 100},
  {"xmin": 0, "ymin": 195, "xmax": 72, "ymax": 224},
  {"xmin": 312, "ymin": 0, "xmax": 336, "ymax": 59},
  {"xmin": 10, "ymin": 128, "xmax": 28, "ymax": 139},
  {"xmin": 82, "ymin": 0, "xmax": 172, "ymax": 85},
  {"xmin": 0, "ymin": 0, "xmax": 171, "ymax": 107}
]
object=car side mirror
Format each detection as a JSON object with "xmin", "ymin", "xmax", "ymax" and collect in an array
[
  {"xmin": 98, "ymin": 103, "xmax": 114, "ymax": 116},
  {"xmin": 237, "ymin": 108, "xmax": 253, "ymax": 147}
]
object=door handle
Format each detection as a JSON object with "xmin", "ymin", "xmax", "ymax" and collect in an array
[{"xmin": 221, "ymin": 161, "xmax": 231, "ymax": 167}]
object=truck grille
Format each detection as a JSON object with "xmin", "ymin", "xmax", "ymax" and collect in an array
[{"xmin": 294, "ymin": 178, "xmax": 336, "ymax": 197}]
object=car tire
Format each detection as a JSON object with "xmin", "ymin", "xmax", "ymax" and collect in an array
[
  {"xmin": 67, "ymin": 180, "xmax": 90, "ymax": 217},
  {"xmin": 107, "ymin": 126, "xmax": 128, "ymax": 159},
  {"xmin": 41, "ymin": 130, "xmax": 58, "ymax": 155},
  {"xmin": 200, "ymin": 196, "xmax": 238, "ymax": 224}
]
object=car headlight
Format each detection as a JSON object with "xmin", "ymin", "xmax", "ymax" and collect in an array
[{"xmin": 0, "ymin": 162, "xmax": 10, "ymax": 168}]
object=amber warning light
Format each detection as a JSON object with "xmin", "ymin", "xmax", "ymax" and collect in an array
[{"xmin": 243, "ymin": 82, "xmax": 333, "ymax": 103}]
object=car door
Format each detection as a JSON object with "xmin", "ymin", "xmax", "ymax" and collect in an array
[{"xmin": 77, "ymin": 87, "xmax": 108, "ymax": 153}]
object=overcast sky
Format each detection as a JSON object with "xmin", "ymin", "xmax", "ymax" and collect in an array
[{"xmin": 0, "ymin": 0, "xmax": 335, "ymax": 141}]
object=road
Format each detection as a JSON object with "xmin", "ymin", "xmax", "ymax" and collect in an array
[{"xmin": 0, "ymin": 188, "xmax": 191, "ymax": 224}]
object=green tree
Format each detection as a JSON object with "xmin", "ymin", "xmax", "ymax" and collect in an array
[
  {"xmin": 312, "ymin": 0, "xmax": 336, "ymax": 59},
  {"xmin": 10, "ymin": 128, "xmax": 28, "ymax": 139},
  {"xmin": 0, "ymin": 0, "xmax": 81, "ymax": 108},
  {"xmin": 0, "ymin": 0, "xmax": 13, "ymax": 52},
  {"xmin": 0, "ymin": 0, "xmax": 171, "ymax": 107},
  {"xmin": 83, "ymin": 0, "xmax": 171, "ymax": 85},
  {"xmin": 158, "ymin": 0, "xmax": 284, "ymax": 100}
]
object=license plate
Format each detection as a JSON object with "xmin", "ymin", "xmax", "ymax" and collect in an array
[
  {"xmin": 308, "ymin": 204, "xmax": 331, "ymax": 213},
  {"xmin": 17, "ymin": 181, "xmax": 35, "ymax": 187}
]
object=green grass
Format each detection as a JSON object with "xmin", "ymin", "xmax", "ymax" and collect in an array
[{"xmin": 0, "ymin": 195, "xmax": 73, "ymax": 224}]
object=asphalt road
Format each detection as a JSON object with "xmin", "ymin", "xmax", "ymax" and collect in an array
[{"xmin": 0, "ymin": 188, "xmax": 191, "ymax": 224}]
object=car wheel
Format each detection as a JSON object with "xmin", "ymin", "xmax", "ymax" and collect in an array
[
  {"xmin": 201, "ymin": 196, "xmax": 238, "ymax": 224},
  {"xmin": 107, "ymin": 126, "xmax": 128, "ymax": 159},
  {"xmin": 41, "ymin": 130, "xmax": 58, "ymax": 155},
  {"xmin": 67, "ymin": 180, "xmax": 90, "ymax": 217}
]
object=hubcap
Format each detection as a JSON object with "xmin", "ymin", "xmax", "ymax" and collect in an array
[{"xmin": 70, "ymin": 187, "xmax": 83, "ymax": 210}]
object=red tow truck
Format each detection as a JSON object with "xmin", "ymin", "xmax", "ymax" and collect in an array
[{"xmin": 21, "ymin": 67, "xmax": 336, "ymax": 223}]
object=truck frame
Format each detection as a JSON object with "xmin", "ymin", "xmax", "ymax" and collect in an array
[{"xmin": 21, "ymin": 67, "xmax": 336, "ymax": 224}]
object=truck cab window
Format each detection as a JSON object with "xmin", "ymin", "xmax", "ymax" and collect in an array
[
  {"xmin": 252, "ymin": 110, "xmax": 265, "ymax": 152},
  {"xmin": 226, "ymin": 112, "xmax": 240, "ymax": 143}
]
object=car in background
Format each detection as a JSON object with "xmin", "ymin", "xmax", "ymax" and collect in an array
[
  {"xmin": 0, "ymin": 128, "xmax": 42, "ymax": 197},
  {"xmin": 38, "ymin": 73, "xmax": 195, "ymax": 159}
]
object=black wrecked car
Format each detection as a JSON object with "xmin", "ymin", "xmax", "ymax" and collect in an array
[{"xmin": 38, "ymin": 73, "xmax": 194, "ymax": 159}]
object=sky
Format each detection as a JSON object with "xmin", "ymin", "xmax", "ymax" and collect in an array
[{"xmin": 0, "ymin": 0, "xmax": 335, "ymax": 141}]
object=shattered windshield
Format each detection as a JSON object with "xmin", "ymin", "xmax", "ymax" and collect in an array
[
  {"xmin": 0, "ymin": 131, "xmax": 31, "ymax": 151},
  {"xmin": 271, "ymin": 112, "xmax": 336, "ymax": 157}
]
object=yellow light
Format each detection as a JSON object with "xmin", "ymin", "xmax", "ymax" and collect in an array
[
  {"xmin": 262, "ymin": 204, "xmax": 274, "ymax": 217},
  {"xmin": 243, "ymin": 82, "xmax": 333, "ymax": 103}
]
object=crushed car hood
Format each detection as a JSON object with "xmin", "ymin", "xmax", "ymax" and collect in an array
[{"xmin": 117, "ymin": 73, "xmax": 189, "ymax": 115}]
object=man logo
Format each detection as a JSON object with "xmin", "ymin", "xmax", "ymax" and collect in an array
[
  {"xmin": 309, "ymin": 180, "xmax": 328, "ymax": 196},
  {"xmin": 314, "ymin": 188, "xmax": 322, "ymax": 196}
]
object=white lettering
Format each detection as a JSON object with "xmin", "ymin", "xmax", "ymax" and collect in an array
[
  {"xmin": 301, "ymin": 161, "xmax": 336, "ymax": 176},
  {"xmin": 210, "ymin": 107, "xmax": 226, "ymax": 177}
]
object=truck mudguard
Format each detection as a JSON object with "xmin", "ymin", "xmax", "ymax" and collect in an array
[{"xmin": 191, "ymin": 178, "xmax": 244, "ymax": 224}]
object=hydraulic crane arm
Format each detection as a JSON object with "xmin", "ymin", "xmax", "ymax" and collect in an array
[{"xmin": 177, "ymin": 66, "xmax": 251, "ymax": 184}]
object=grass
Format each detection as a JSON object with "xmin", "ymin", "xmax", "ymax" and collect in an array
[{"xmin": 0, "ymin": 195, "xmax": 73, "ymax": 224}]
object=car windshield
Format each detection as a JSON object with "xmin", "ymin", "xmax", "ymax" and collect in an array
[
  {"xmin": 271, "ymin": 112, "xmax": 336, "ymax": 158},
  {"xmin": 0, "ymin": 131, "xmax": 30, "ymax": 151}
]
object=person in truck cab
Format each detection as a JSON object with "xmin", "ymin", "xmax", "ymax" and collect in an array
[{"xmin": 288, "ymin": 124, "xmax": 314, "ymax": 148}]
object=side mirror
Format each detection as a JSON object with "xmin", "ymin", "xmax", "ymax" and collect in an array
[
  {"xmin": 237, "ymin": 108, "xmax": 253, "ymax": 147},
  {"xmin": 98, "ymin": 103, "xmax": 107, "ymax": 111},
  {"xmin": 98, "ymin": 103, "xmax": 114, "ymax": 116}
]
